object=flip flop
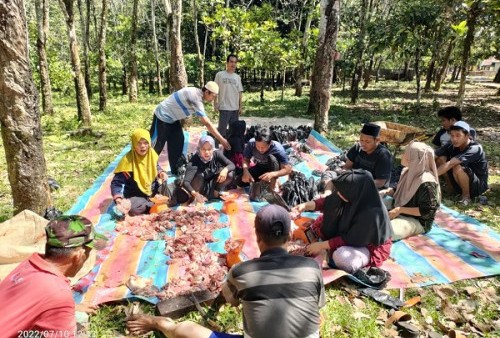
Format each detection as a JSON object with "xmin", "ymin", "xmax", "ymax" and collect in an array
[
  {"xmin": 395, "ymin": 321, "xmax": 419, "ymax": 338},
  {"xmin": 385, "ymin": 310, "xmax": 412, "ymax": 327}
]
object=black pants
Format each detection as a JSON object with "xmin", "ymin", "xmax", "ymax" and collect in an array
[
  {"xmin": 237, "ymin": 155, "xmax": 280, "ymax": 187},
  {"xmin": 173, "ymin": 171, "xmax": 235, "ymax": 204},
  {"xmin": 150, "ymin": 115, "xmax": 184, "ymax": 175},
  {"xmin": 128, "ymin": 196, "xmax": 154, "ymax": 216}
]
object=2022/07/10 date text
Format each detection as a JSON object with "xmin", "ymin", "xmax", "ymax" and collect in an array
[{"xmin": 18, "ymin": 331, "xmax": 94, "ymax": 338}]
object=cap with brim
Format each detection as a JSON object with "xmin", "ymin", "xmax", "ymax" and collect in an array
[
  {"xmin": 451, "ymin": 121, "xmax": 470, "ymax": 133},
  {"xmin": 204, "ymin": 81, "xmax": 219, "ymax": 95},
  {"xmin": 255, "ymin": 205, "xmax": 291, "ymax": 237},
  {"xmin": 361, "ymin": 123, "xmax": 381, "ymax": 137},
  {"xmin": 45, "ymin": 215, "xmax": 108, "ymax": 250}
]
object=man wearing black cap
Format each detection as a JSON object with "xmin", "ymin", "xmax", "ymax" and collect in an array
[
  {"xmin": 0, "ymin": 215, "xmax": 107, "ymax": 337},
  {"xmin": 343, "ymin": 123, "xmax": 393, "ymax": 189},
  {"xmin": 127, "ymin": 205, "xmax": 325, "ymax": 338}
]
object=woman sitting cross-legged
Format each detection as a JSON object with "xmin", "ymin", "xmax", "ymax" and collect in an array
[
  {"xmin": 379, "ymin": 142, "xmax": 441, "ymax": 241},
  {"xmin": 291, "ymin": 169, "xmax": 392, "ymax": 273},
  {"xmin": 175, "ymin": 135, "xmax": 235, "ymax": 204},
  {"xmin": 111, "ymin": 128, "xmax": 168, "ymax": 216}
]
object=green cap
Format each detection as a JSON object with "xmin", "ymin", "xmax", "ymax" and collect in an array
[{"xmin": 45, "ymin": 215, "xmax": 107, "ymax": 250}]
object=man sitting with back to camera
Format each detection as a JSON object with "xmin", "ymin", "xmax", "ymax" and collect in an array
[{"xmin": 126, "ymin": 204, "xmax": 326, "ymax": 338}]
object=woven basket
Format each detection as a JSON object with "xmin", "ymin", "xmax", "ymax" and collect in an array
[{"xmin": 372, "ymin": 121, "xmax": 426, "ymax": 146}]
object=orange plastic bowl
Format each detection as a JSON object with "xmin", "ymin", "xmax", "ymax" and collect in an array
[
  {"xmin": 294, "ymin": 217, "xmax": 314, "ymax": 230},
  {"xmin": 221, "ymin": 200, "xmax": 239, "ymax": 215},
  {"xmin": 150, "ymin": 203, "xmax": 168, "ymax": 214}
]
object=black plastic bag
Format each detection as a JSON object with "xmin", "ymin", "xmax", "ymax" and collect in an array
[
  {"xmin": 44, "ymin": 207, "xmax": 63, "ymax": 221},
  {"xmin": 352, "ymin": 266, "xmax": 392, "ymax": 289}
]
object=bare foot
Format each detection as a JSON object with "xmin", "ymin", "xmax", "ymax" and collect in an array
[{"xmin": 126, "ymin": 314, "xmax": 174, "ymax": 335}]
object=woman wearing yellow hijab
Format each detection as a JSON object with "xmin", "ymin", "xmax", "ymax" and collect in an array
[{"xmin": 111, "ymin": 129, "xmax": 168, "ymax": 215}]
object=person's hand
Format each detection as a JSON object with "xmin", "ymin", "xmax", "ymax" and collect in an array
[
  {"xmin": 158, "ymin": 171, "xmax": 168, "ymax": 182},
  {"xmin": 193, "ymin": 191, "xmax": 207, "ymax": 204},
  {"xmin": 242, "ymin": 169, "xmax": 254, "ymax": 183},
  {"xmin": 379, "ymin": 189, "xmax": 389, "ymax": 197},
  {"xmin": 259, "ymin": 171, "xmax": 276, "ymax": 182},
  {"xmin": 238, "ymin": 107, "xmax": 242, "ymax": 115},
  {"xmin": 217, "ymin": 168, "xmax": 228, "ymax": 183},
  {"xmin": 290, "ymin": 203, "xmax": 306, "ymax": 219},
  {"xmin": 388, "ymin": 207, "xmax": 400, "ymax": 220},
  {"xmin": 75, "ymin": 303, "xmax": 98, "ymax": 314},
  {"xmin": 220, "ymin": 138, "xmax": 231, "ymax": 150},
  {"xmin": 305, "ymin": 241, "xmax": 328, "ymax": 256}
]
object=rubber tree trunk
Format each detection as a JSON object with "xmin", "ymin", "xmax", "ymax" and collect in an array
[
  {"xmin": 98, "ymin": 0, "xmax": 107, "ymax": 110},
  {"xmin": 77, "ymin": 0, "xmax": 92, "ymax": 100},
  {"xmin": 0, "ymin": 0, "xmax": 51, "ymax": 215},
  {"xmin": 308, "ymin": 0, "xmax": 341, "ymax": 133},
  {"xmin": 424, "ymin": 47, "xmax": 438, "ymax": 92},
  {"xmin": 152, "ymin": 0, "xmax": 163, "ymax": 95},
  {"xmin": 192, "ymin": 0, "xmax": 204, "ymax": 87},
  {"xmin": 457, "ymin": 0, "xmax": 482, "ymax": 108},
  {"xmin": 167, "ymin": 0, "xmax": 188, "ymax": 91},
  {"xmin": 362, "ymin": 53, "xmax": 374, "ymax": 89},
  {"xmin": 434, "ymin": 38, "xmax": 455, "ymax": 91},
  {"xmin": 35, "ymin": 0, "xmax": 54, "ymax": 115},
  {"xmin": 494, "ymin": 67, "xmax": 500, "ymax": 83},
  {"xmin": 59, "ymin": 0, "xmax": 92, "ymax": 126},
  {"xmin": 294, "ymin": 1, "xmax": 315, "ymax": 97},
  {"xmin": 415, "ymin": 39, "xmax": 422, "ymax": 112},
  {"xmin": 128, "ymin": 0, "xmax": 139, "ymax": 102},
  {"xmin": 350, "ymin": 0, "xmax": 368, "ymax": 104}
]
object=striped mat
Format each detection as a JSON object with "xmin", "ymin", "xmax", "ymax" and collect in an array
[{"xmin": 71, "ymin": 130, "xmax": 500, "ymax": 305}]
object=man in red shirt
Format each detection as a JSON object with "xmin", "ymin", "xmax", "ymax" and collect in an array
[{"xmin": 0, "ymin": 215, "xmax": 107, "ymax": 338}]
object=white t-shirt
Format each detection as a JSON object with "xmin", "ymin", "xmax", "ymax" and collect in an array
[
  {"xmin": 214, "ymin": 71, "xmax": 243, "ymax": 111},
  {"xmin": 155, "ymin": 87, "xmax": 206, "ymax": 123}
]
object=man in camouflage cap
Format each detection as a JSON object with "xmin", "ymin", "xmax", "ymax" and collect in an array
[{"xmin": 0, "ymin": 215, "xmax": 107, "ymax": 337}]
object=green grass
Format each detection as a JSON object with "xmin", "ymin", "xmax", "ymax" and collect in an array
[{"xmin": 0, "ymin": 80, "xmax": 499, "ymax": 336}]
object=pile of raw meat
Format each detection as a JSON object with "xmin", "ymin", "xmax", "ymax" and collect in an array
[{"xmin": 121, "ymin": 207, "xmax": 233, "ymax": 300}]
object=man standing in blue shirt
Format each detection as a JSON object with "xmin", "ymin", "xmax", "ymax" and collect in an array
[{"xmin": 149, "ymin": 82, "xmax": 230, "ymax": 175}]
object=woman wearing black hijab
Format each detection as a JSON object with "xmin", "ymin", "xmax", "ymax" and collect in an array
[{"xmin": 291, "ymin": 169, "xmax": 392, "ymax": 273}]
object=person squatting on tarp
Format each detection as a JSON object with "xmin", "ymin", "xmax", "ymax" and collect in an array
[
  {"xmin": 291, "ymin": 169, "xmax": 393, "ymax": 274},
  {"xmin": 435, "ymin": 121, "xmax": 488, "ymax": 206},
  {"xmin": 126, "ymin": 205, "xmax": 325, "ymax": 338},
  {"xmin": 149, "ymin": 82, "xmax": 231, "ymax": 175},
  {"xmin": 111, "ymin": 129, "xmax": 168, "ymax": 216},
  {"xmin": 237, "ymin": 127, "xmax": 291, "ymax": 190},
  {"xmin": 379, "ymin": 142, "xmax": 441, "ymax": 241},
  {"xmin": 173, "ymin": 135, "xmax": 235, "ymax": 204}
]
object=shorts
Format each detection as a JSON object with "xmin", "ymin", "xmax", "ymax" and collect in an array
[
  {"xmin": 209, "ymin": 332, "xmax": 243, "ymax": 338},
  {"xmin": 448, "ymin": 166, "xmax": 488, "ymax": 198}
]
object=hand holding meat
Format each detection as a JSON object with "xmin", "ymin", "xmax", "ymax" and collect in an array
[
  {"xmin": 217, "ymin": 167, "xmax": 229, "ymax": 183},
  {"xmin": 242, "ymin": 169, "xmax": 254, "ymax": 183},
  {"xmin": 259, "ymin": 171, "xmax": 276, "ymax": 182},
  {"xmin": 193, "ymin": 192, "xmax": 207, "ymax": 204},
  {"xmin": 305, "ymin": 241, "xmax": 329, "ymax": 256},
  {"xmin": 116, "ymin": 198, "xmax": 132, "ymax": 215}
]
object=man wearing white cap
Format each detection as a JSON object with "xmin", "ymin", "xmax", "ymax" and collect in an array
[
  {"xmin": 435, "ymin": 121, "xmax": 488, "ymax": 205},
  {"xmin": 150, "ymin": 82, "xmax": 231, "ymax": 175}
]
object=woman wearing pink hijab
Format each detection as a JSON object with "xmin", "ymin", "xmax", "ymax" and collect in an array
[{"xmin": 380, "ymin": 142, "xmax": 441, "ymax": 241}]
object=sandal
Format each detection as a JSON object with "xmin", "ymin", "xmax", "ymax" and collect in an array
[{"xmin": 395, "ymin": 321, "xmax": 419, "ymax": 338}]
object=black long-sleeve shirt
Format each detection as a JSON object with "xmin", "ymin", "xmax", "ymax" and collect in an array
[{"xmin": 183, "ymin": 150, "xmax": 235, "ymax": 193}]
